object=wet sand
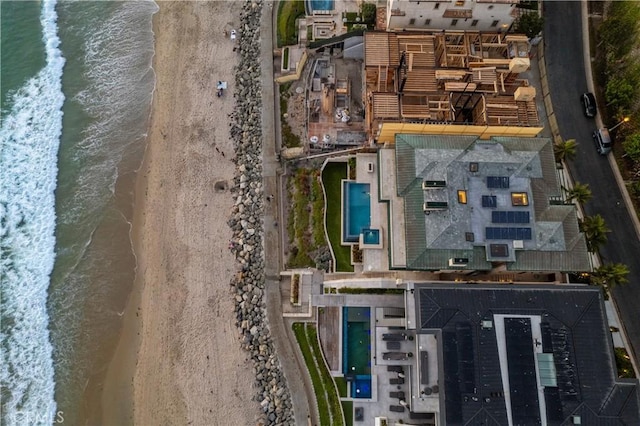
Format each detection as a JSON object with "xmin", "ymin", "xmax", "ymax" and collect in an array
[{"xmin": 102, "ymin": 2, "xmax": 261, "ymax": 425}]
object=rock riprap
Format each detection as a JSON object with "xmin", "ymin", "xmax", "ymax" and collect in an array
[{"xmin": 227, "ymin": 2, "xmax": 294, "ymax": 425}]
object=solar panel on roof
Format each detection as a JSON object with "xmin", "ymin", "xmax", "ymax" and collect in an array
[
  {"xmin": 488, "ymin": 228, "xmax": 497, "ymax": 239},
  {"xmin": 457, "ymin": 323, "xmax": 475, "ymax": 394},
  {"xmin": 487, "ymin": 176, "xmax": 510, "ymax": 189},
  {"xmin": 492, "ymin": 211, "xmax": 531, "ymax": 224},
  {"xmin": 485, "ymin": 227, "xmax": 533, "ymax": 240},
  {"xmin": 505, "ymin": 318, "xmax": 541, "ymax": 424},
  {"xmin": 482, "ymin": 195, "xmax": 497, "ymax": 208},
  {"xmin": 518, "ymin": 212, "xmax": 531, "ymax": 223}
]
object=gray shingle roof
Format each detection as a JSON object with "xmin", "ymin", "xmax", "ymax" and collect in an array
[{"xmin": 394, "ymin": 134, "xmax": 590, "ymax": 271}]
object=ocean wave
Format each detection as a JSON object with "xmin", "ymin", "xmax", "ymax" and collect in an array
[
  {"xmin": 42, "ymin": 1, "xmax": 157, "ymax": 422},
  {"xmin": 0, "ymin": 0, "xmax": 65, "ymax": 425}
]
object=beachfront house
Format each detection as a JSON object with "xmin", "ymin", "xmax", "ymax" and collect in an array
[{"xmin": 386, "ymin": 0, "xmax": 520, "ymax": 32}]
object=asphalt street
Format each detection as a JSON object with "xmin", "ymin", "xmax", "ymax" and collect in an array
[{"xmin": 543, "ymin": 1, "xmax": 640, "ymax": 363}]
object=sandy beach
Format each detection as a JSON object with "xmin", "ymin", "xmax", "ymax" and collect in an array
[{"xmin": 102, "ymin": 2, "xmax": 262, "ymax": 425}]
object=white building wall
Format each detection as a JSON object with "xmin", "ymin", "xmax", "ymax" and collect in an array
[{"xmin": 387, "ymin": 0, "xmax": 518, "ymax": 32}]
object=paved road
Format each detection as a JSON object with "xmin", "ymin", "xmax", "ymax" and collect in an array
[{"xmin": 543, "ymin": 1, "xmax": 640, "ymax": 363}]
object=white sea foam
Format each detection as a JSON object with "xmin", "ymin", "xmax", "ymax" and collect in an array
[
  {"xmin": 0, "ymin": 1, "xmax": 65, "ymax": 424},
  {"xmin": 55, "ymin": 1, "xmax": 157, "ymax": 227}
]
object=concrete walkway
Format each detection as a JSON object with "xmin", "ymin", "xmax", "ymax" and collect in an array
[{"xmin": 261, "ymin": 2, "xmax": 318, "ymax": 425}]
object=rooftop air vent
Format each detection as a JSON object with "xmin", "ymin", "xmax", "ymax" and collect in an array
[
  {"xmin": 422, "ymin": 180, "xmax": 447, "ymax": 190},
  {"xmin": 423, "ymin": 201, "xmax": 448, "ymax": 211},
  {"xmin": 513, "ymin": 240, "xmax": 524, "ymax": 249},
  {"xmin": 448, "ymin": 258, "xmax": 469, "ymax": 267}
]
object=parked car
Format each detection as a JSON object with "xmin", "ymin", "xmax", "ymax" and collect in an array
[
  {"xmin": 593, "ymin": 128, "xmax": 612, "ymax": 155},
  {"xmin": 582, "ymin": 92, "xmax": 597, "ymax": 118}
]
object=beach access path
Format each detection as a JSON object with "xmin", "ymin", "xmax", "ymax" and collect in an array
[
  {"xmin": 260, "ymin": 2, "xmax": 316, "ymax": 425},
  {"xmin": 103, "ymin": 2, "xmax": 262, "ymax": 425}
]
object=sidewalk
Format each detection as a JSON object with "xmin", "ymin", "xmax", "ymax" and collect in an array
[{"xmin": 261, "ymin": 2, "xmax": 317, "ymax": 425}]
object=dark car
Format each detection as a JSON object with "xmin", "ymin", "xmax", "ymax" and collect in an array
[
  {"xmin": 593, "ymin": 128, "xmax": 612, "ymax": 155},
  {"xmin": 582, "ymin": 92, "xmax": 597, "ymax": 117}
]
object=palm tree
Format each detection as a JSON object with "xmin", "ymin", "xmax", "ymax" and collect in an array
[
  {"xmin": 565, "ymin": 182, "xmax": 592, "ymax": 205},
  {"xmin": 554, "ymin": 139, "xmax": 577, "ymax": 163},
  {"xmin": 579, "ymin": 214, "xmax": 610, "ymax": 253},
  {"xmin": 592, "ymin": 263, "xmax": 630, "ymax": 290}
]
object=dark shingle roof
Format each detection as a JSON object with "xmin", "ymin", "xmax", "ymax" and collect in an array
[{"xmin": 415, "ymin": 283, "xmax": 640, "ymax": 426}]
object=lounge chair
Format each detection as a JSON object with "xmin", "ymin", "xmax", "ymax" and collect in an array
[{"xmin": 386, "ymin": 341, "xmax": 401, "ymax": 350}]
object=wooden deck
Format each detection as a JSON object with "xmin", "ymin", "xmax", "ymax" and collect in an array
[{"xmin": 317, "ymin": 306, "xmax": 341, "ymax": 372}]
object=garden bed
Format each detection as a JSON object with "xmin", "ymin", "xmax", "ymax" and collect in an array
[
  {"xmin": 291, "ymin": 274, "xmax": 301, "ymax": 305},
  {"xmin": 293, "ymin": 323, "xmax": 344, "ymax": 426}
]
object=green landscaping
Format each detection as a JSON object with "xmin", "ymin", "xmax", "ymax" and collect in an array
[
  {"xmin": 306, "ymin": 324, "xmax": 344, "ymax": 424},
  {"xmin": 342, "ymin": 400, "xmax": 354, "ymax": 426},
  {"xmin": 282, "ymin": 47, "xmax": 290, "ymax": 70},
  {"xmin": 321, "ymin": 162, "xmax": 354, "ymax": 272},
  {"xmin": 287, "ymin": 168, "xmax": 321, "ymax": 268},
  {"xmin": 594, "ymin": 2, "xmax": 640, "ymax": 218},
  {"xmin": 293, "ymin": 323, "xmax": 344, "ymax": 426},
  {"xmin": 277, "ymin": 0, "xmax": 305, "ymax": 47},
  {"xmin": 311, "ymin": 177, "xmax": 325, "ymax": 247},
  {"xmin": 279, "ymin": 83, "xmax": 301, "ymax": 149},
  {"xmin": 334, "ymin": 376, "xmax": 347, "ymax": 397}
]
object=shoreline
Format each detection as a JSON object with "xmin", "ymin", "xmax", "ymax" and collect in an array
[{"xmin": 101, "ymin": 2, "xmax": 261, "ymax": 425}]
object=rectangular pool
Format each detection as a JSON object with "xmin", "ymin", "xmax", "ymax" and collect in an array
[
  {"xmin": 309, "ymin": 0, "xmax": 334, "ymax": 11},
  {"xmin": 343, "ymin": 182, "xmax": 371, "ymax": 243},
  {"xmin": 343, "ymin": 307, "xmax": 372, "ymax": 399}
]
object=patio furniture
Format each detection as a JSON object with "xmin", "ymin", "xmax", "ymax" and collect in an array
[{"xmin": 386, "ymin": 341, "xmax": 401, "ymax": 350}]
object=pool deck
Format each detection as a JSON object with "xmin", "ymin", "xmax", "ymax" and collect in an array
[
  {"xmin": 356, "ymin": 153, "xmax": 393, "ymax": 272},
  {"xmin": 317, "ymin": 306, "xmax": 341, "ymax": 372},
  {"xmin": 314, "ymin": 297, "xmax": 436, "ymax": 423},
  {"xmin": 305, "ymin": 0, "xmax": 357, "ymax": 41},
  {"xmin": 377, "ymin": 149, "xmax": 407, "ymax": 268}
]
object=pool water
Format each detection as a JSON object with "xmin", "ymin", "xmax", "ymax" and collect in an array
[
  {"xmin": 343, "ymin": 182, "xmax": 371, "ymax": 243},
  {"xmin": 310, "ymin": 0, "xmax": 334, "ymax": 11},
  {"xmin": 351, "ymin": 375, "xmax": 372, "ymax": 399},
  {"xmin": 362, "ymin": 228, "xmax": 380, "ymax": 245},
  {"xmin": 343, "ymin": 307, "xmax": 372, "ymax": 399}
]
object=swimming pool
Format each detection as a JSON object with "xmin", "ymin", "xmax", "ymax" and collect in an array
[
  {"xmin": 343, "ymin": 182, "xmax": 371, "ymax": 243},
  {"xmin": 362, "ymin": 228, "xmax": 380, "ymax": 245},
  {"xmin": 351, "ymin": 375, "xmax": 372, "ymax": 399},
  {"xmin": 343, "ymin": 307, "xmax": 372, "ymax": 398},
  {"xmin": 308, "ymin": 0, "xmax": 334, "ymax": 12}
]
